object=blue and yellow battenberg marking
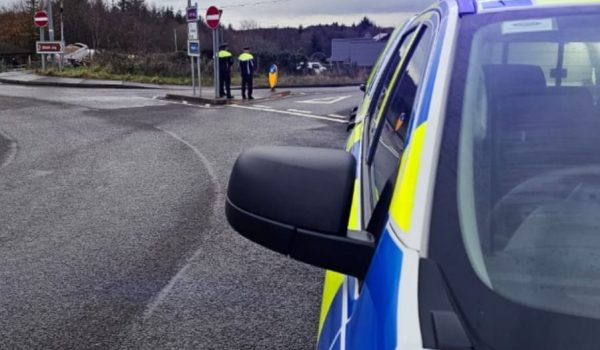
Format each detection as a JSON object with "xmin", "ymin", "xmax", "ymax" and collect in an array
[{"xmin": 318, "ymin": 122, "xmax": 364, "ymax": 338}]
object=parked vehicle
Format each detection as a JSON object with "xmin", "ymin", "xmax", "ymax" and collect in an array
[
  {"xmin": 296, "ymin": 61, "xmax": 328, "ymax": 74},
  {"xmin": 227, "ymin": 0, "xmax": 600, "ymax": 348}
]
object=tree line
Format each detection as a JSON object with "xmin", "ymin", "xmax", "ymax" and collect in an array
[{"xmin": 1, "ymin": 0, "xmax": 390, "ymax": 74}]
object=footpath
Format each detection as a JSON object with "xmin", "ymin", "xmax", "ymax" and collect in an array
[{"xmin": 0, "ymin": 71, "xmax": 286, "ymax": 105}]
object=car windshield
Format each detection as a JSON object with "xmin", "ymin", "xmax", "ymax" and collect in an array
[{"xmin": 458, "ymin": 10, "xmax": 600, "ymax": 319}]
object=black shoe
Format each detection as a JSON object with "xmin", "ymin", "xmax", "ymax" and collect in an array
[
  {"xmin": 248, "ymin": 96, "xmax": 254, "ymax": 100},
  {"xmin": 242, "ymin": 96, "xmax": 247, "ymax": 99},
  {"xmin": 227, "ymin": 95, "xmax": 234, "ymax": 99}
]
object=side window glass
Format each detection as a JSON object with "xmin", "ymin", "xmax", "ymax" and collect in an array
[
  {"xmin": 367, "ymin": 29, "xmax": 417, "ymax": 141},
  {"xmin": 370, "ymin": 26, "xmax": 434, "ymax": 202}
]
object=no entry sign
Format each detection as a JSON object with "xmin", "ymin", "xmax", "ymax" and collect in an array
[
  {"xmin": 205, "ymin": 6, "xmax": 220, "ymax": 29},
  {"xmin": 34, "ymin": 10, "xmax": 48, "ymax": 28}
]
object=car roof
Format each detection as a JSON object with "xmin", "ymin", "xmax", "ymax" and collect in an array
[{"xmin": 455, "ymin": 0, "xmax": 600, "ymax": 15}]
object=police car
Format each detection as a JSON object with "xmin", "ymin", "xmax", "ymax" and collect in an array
[{"xmin": 226, "ymin": 0, "xmax": 600, "ymax": 348}]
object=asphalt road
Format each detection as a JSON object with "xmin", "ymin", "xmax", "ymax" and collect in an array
[{"xmin": 0, "ymin": 83, "xmax": 362, "ymax": 349}]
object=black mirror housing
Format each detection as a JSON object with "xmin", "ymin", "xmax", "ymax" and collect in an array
[{"xmin": 226, "ymin": 146, "xmax": 375, "ymax": 278}]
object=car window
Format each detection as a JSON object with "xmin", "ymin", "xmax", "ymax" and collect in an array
[
  {"xmin": 365, "ymin": 21, "xmax": 409, "ymax": 97},
  {"xmin": 458, "ymin": 13, "xmax": 600, "ymax": 319},
  {"xmin": 366, "ymin": 28, "xmax": 418, "ymax": 145},
  {"xmin": 369, "ymin": 24, "xmax": 434, "ymax": 203},
  {"xmin": 507, "ymin": 42, "xmax": 559, "ymax": 85}
]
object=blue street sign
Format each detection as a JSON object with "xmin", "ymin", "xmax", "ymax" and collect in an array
[
  {"xmin": 186, "ymin": 6, "xmax": 198, "ymax": 22},
  {"xmin": 188, "ymin": 40, "xmax": 200, "ymax": 57}
]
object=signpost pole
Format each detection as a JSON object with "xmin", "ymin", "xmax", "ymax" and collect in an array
[
  {"xmin": 47, "ymin": 0, "xmax": 55, "ymax": 68},
  {"xmin": 191, "ymin": 57, "xmax": 196, "ymax": 96},
  {"xmin": 213, "ymin": 28, "xmax": 219, "ymax": 98},
  {"xmin": 59, "ymin": 0, "xmax": 64, "ymax": 71},
  {"xmin": 197, "ymin": 49, "xmax": 201, "ymax": 97},
  {"xmin": 39, "ymin": 28, "xmax": 46, "ymax": 71}
]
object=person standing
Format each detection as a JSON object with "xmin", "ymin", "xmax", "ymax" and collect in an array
[
  {"xmin": 218, "ymin": 44, "xmax": 234, "ymax": 99},
  {"xmin": 238, "ymin": 47, "xmax": 255, "ymax": 100}
]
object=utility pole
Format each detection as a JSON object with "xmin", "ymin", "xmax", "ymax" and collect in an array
[
  {"xmin": 39, "ymin": 0, "xmax": 46, "ymax": 70},
  {"xmin": 47, "ymin": 0, "xmax": 55, "ymax": 67},
  {"xmin": 59, "ymin": 0, "xmax": 64, "ymax": 71},
  {"xmin": 174, "ymin": 28, "xmax": 177, "ymax": 52}
]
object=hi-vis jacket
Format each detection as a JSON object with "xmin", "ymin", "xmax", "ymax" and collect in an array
[
  {"xmin": 239, "ymin": 52, "xmax": 254, "ymax": 77},
  {"xmin": 218, "ymin": 50, "xmax": 234, "ymax": 74}
]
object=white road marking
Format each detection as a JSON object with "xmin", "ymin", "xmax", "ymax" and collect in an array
[
  {"xmin": 142, "ymin": 126, "xmax": 223, "ymax": 319},
  {"xmin": 253, "ymin": 104, "xmax": 273, "ymax": 109},
  {"xmin": 297, "ymin": 95, "xmax": 352, "ymax": 105},
  {"xmin": 0, "ymin": 128, "xmax": 17, "ymax": 171},
  {"xmin": 327, "ymin": 113, "xmax": 348, "ymax": 120},
  {"xmin": 230, "ymin": 104, "xmax": 346, "ymax": 124},
  {"xmin": 287, "ymin": 108, "xmax": 312, "ymax": 114}
]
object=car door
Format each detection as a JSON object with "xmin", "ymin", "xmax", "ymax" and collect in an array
[{"xmin": 317, "ymin": 10, "xmax": 440, "ymax": 350}]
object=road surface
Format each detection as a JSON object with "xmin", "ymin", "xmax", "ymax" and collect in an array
[{"xmin": 0, "ymin": 83, "xmax": 362, "ymax": 349}]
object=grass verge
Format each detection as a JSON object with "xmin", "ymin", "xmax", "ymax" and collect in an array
[{"xmin": 38, "ymin": 65, "xmax": 366, "ymax": 87}]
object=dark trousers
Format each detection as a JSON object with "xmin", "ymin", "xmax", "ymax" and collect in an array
[
  {"xmin": 219, "ymin": 72, "xmax": 231, "ymax": 97},
  {"xmin": 241, "ymin": 74, "xmax": 253, "ymax": 98}
]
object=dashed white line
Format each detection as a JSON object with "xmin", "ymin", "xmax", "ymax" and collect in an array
[
  {"xmin": 287, "ymin": 108, "xmax": 313, "ymax": 114},
  {"xmin": 230, "ymin": 104, "xmax": 346, "ymax": 124},
  {"xmin": 297, "ymin": 95, "xmax": 353, "ymax": 105}
]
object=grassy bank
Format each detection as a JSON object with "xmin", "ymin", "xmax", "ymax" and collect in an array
[{"xmin": 38, "ymin": 65, "xmax": 366, "ymax": 87}]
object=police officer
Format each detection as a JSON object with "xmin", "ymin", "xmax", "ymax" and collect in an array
[
  {"xmin": 238, "ymin": 47, "xmax": 255, "ymax": 100},
  {"xmin": 218, "ymin": 44, "xmax": 234, "ymax": 99}
]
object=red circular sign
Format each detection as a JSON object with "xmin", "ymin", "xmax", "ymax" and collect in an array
[
  {"xmin": 205, "ymin": 6, "xmax": 220, "ymax": 29},
  {"xmin": 34, "ymin": 10, "xmax": 48, "ymax": 28}
]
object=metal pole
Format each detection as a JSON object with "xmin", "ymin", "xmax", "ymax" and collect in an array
[
  {"xmin": 40, "ymin": 27, "xmax": 46, "ymax": 70},
  {"xmin": 59, "ymin": 0, "xmax": 64, "ymax": 71},
  {"xmin": 191, "ymin": 57, "xmax": 196, "ymax": 96},
  {"xmin": 213, "ymin": 29, "xmax": 219, "ymax": 98},
  {"xmin": 47, "ymin": 0, "xmax": 55, "ymax": 68},
  {"xmin": 197, "ymin": 51, "xmax": 201, "ymax": 97}
]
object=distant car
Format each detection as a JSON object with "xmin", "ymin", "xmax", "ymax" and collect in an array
[
  {"xmin": 296, "ymin": 61, "xmax": 327, "ymax": 74},
  {"xmin": 226, "ymin": 0, "xmax": 600, "ymax": 349}
]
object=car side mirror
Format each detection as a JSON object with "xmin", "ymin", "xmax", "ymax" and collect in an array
[
  {"xmin": 226, "ymin": 146, "xmax": 375, "ymax": 278},
  {"xmin": 359, "ymin": 83, "xmax": 366, "ymax": 92}
]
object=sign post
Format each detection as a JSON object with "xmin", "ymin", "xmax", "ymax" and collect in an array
[
  {"xmin": 34, "ymin": 10, "xmax": 48, "ymax": 70},
  {"xmin": 206, "ymin": 5, "xmax": 221, "ymax": 99},
  {"xmin": 186, "ymin": 3, "xmax": 199, "ymax": 96},
  {"xmin": 188, "ymin": 40, "xmax": 200, "ymax": 96},
  {"xmin": 47, "ymin": 0, "xmax": 55, "ymax": 67},
  {"xmin": 59, "ymin": 0, "xmax": 64, "ymax": 71}
]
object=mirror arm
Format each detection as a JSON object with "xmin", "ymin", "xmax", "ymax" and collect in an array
[
  {"xmin": 291, "ymin": 229, "xmax": 375, "ymax": 279},
  {"xmin": 227, "ymin": 198, "xmax": 375, "ymax": 279}
]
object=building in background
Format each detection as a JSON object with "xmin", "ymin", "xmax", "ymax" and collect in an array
[{"xmin": 329, "ymin": 33, "xmax": 389, "ymax": 68}]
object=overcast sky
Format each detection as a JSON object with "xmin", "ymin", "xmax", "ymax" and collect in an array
[
  {"xmin": 0, "ymin": 0, "xmax": 425, "ymax": 28},
  {"xmin": 191, "ymin": 0, "xmax": 425, "ymax": 28}
]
